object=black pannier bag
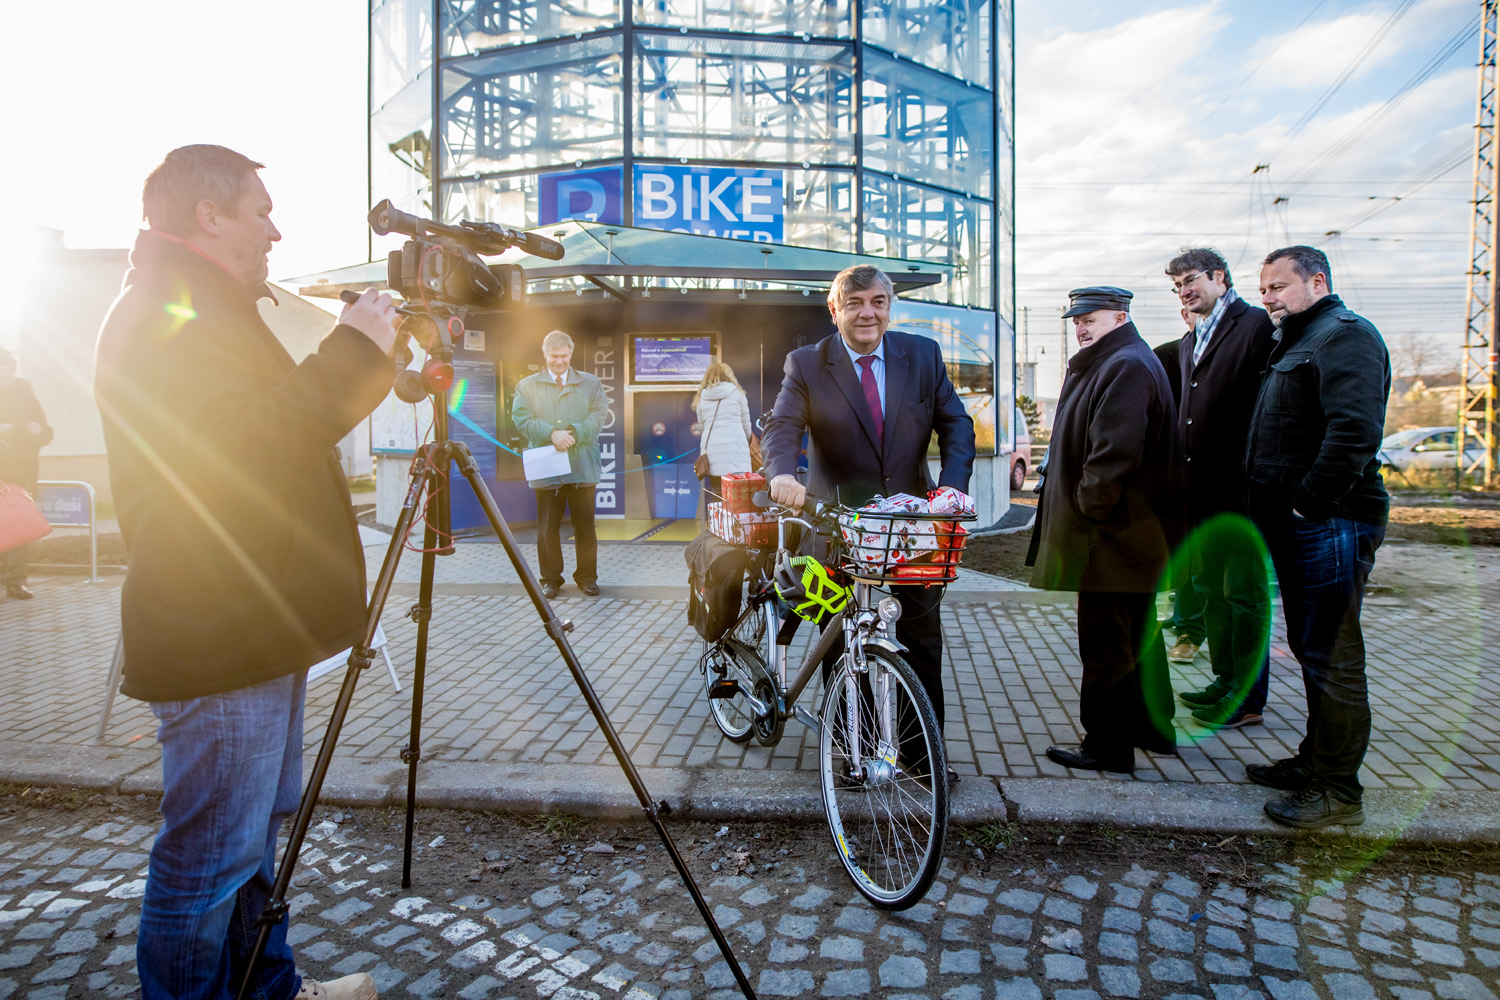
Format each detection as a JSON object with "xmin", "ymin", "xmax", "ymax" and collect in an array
[{"xmin": 685, "ymin": 532, "xmax": 751, "ymax": 642}]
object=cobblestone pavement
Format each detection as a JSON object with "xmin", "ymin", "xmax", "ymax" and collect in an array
[
  {"xmin": 2, "ymin": 543, "xmax": 1495, "ymax": 797},
  {"xmin": 0, "ymin": 800, "xmax": 1497, "ymax": 999}
]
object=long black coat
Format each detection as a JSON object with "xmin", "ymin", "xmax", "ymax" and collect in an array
[
  {"xmin": 765, "ymin": 329, "xmax": 975, "ymax": 505},
  {"xmin": 95, "ymin": 232, "xmax": 393, "ymax": 702},
  {"xmin": 1028, "ymin": 323, "xmax": 1176, "ymax": 593},
  {"xmin": 1175, "ymin": 296, "xmax": 1276, "ymax": 524},
  {"xmin": 0, "ymin": 377, "xmax": 52, "ymax": 488}
]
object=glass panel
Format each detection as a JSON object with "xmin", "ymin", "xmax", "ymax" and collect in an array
[
  {"xmin": 443, "ymin": 173, "xmax": 542, "ymax": 228},
  {"xmin": 372, "ymin": 90, "xmax": 436, "ymax": 220},
  {"xmin": 633, "ymin": 0, "xmax": 851, "ymax": 37},
  {"xmin": 863, "ymin": 175, "xmax": 991, "ymax": 309},
  {"xmin": 781, "ymin": 168, "xmax": 855, "ymax": 251},
  {"xmin": 441, "ymin": 0, "xmax": 622, "ymax": 55},
  {"xmin": 890, "ymin": 300, "xmax": 1000, "ymax": 456},
  {"xmin": 634, "ymin": 33, "xmax": 854, "ymax": 164},
  {"xmin": 862, "ymin": 0, "xmax": 991, "ymax": 86},
  {"xmin": 442, "ymin": 35, "xmax": 624, "ymax": 177},
  {"xmin": 372, "ymin": 0, "xmax": 434, "ymax": 108},
  {"xmin": 862, "ymin": 51, "xmax": 992, "ymax": 198}
]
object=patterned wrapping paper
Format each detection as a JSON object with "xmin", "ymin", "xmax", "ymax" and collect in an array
[
  {"xmin": 720, "ymin": 472, "xmax": 768, "ymax": 514},
  {"xmin": 836, "ymin": 488, "xmax": 975, "ymax": 578},
  {"xmin": 708, "ymin": 501, "xmax": 778, "ymax": 548}
]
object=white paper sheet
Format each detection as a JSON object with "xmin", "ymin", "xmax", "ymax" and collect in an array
[{"xmin": 522, "ymin": 445, "xmax": 572, "ymax": 480}]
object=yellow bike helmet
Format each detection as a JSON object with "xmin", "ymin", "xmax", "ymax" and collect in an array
[{"xmin": 774, "ymin": 553, "xmax": 851, "ymax": 625}]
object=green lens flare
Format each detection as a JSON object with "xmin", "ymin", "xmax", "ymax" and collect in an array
[{"xmin": 448, "ymin": 378, "xmax": 468, "ymax": 411}]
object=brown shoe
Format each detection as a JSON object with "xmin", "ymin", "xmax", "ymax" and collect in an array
[
  {"xmin": 1166, "ymin": 640, "xmax": 1199, "ymax": 663},
  {"xmin": 6, "ymin": 585, "xmax": 34, "ymax": 600}
]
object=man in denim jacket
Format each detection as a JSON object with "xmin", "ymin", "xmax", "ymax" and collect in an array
[{"xmin": 1243, "ymin": 245, "xmax": 1389, "ymax": 829}]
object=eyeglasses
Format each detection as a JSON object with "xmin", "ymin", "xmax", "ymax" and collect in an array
[{"xmin": 1171, "ymin": 272, "xmax": 1205, "ymax": 294}]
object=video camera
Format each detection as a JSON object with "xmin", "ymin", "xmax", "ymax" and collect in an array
[{"xmin": 357, "ymin": 200, "xmax": 566, "ymax": 402}]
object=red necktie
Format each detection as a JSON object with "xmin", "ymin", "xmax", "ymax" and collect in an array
[{"xmin": 857, "ymin": 355, "xmax": 884, "ymax": 444}]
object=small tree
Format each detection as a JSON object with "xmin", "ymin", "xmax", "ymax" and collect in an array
[{"xmin": 1017, "ymin": 394, "xmax": 1042, "ymax": 441}]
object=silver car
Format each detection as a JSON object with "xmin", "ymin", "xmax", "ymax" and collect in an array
[{"xmin": 1378, "ymin": 426, "xmax": 1481, "ymax": 473}]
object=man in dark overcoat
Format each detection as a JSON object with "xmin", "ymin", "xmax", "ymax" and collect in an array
[
  {"xmin": 95, "ymin": 145, "xmax": 397, "ymax": 1000},
  {"xmin": 766, "ymin": 264, "xmax": 974, "ymax": 774},
  {"xmin": 1165, "ymin": 247, "xmax": 1278, "ymax": 731},
  {"xmin": 0, "ymin": 348, "xmax": 53, "ymax": 598},
  {"xmin": 1027, "ymin": 286, "xmax": 1177, "ymax": 773}
]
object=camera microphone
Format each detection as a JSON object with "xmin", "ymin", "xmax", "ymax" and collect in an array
[{"xmin": 459, "ymin": 222, "xmax": 565, "ymax": 261}]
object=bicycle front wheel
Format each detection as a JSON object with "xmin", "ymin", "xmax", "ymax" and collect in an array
[{"xmin": 818, "ymin": 647, "xmax": 948, "ymax": 910}]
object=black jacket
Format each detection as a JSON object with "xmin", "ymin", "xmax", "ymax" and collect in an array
[
  {"xmin": 1244, "ymin": 294, "xmax": 1389, "ymax": 527},
  {"xmin": 95, "ymin": 232, "xmax": 393, "ymax": 701},
  {"xmin": 1027, "ymin": 323, "xmax": 1177, "ymax": 593},
  {"xmin": 765, "ymin": 330, "xmax": 974, "ymax": 505},
  {"xmin": 1176, "ymin": 296, "xmax": 1277, "ymax": 524},
  {"xmin": 0, "ymin": 376, "xmax": 52, "ymax": 488}
]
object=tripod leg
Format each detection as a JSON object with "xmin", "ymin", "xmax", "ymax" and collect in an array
[
  {"xmin": 235, "ymin": 450, "xmax": 432, "ymax": 1000},
  {"xmin": 450, "ymin": 446, "xmax": 758, "ymax": 1000},
  {"xmin": 401, "ymin": 498, "xmax": 441, "ymax": 888}
]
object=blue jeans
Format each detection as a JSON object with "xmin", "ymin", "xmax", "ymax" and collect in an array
[
  {"xmin": 1266, "ymin": 514, "xmax": 1383, "ymax": 803},
  {"xmin": 138, "ymin": 672, "xmax": 307, "ymax": 1000}
]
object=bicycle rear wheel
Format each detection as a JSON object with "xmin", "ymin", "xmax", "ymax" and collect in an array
[
  {"xmin": 818, "ymin": 647, "xmax": 948, "ymax": 910},
  {"xmin": 702, "ymin": 600, "xmax": 775, "ymax": 744}
]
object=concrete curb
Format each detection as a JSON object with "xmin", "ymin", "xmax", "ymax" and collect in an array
[{"xmin": 7, "ymin": 743, "xmax": 1494, "ymax": 844}]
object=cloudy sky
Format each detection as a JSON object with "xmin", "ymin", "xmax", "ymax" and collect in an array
[{"xmin": 3, "ymin": 0, "xmax": 1480, "ymax": 395}]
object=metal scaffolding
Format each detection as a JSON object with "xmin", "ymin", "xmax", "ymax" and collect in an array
[{"xmin": 1460, "ymin": 0, "xmax": 1500, "ymax": 486}]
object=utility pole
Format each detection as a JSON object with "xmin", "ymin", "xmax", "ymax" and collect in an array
[{"xmin": 1460, "ymin": 0, "xmax": 1500, "ymax": 487}]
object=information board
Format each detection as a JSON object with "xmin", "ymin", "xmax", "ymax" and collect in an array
[{"xmin": 631, "ymin": 335, "xmax": 713, "ymax": 385}]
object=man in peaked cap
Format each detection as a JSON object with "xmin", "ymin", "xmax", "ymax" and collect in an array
[{"xmin": 1027, "ymin": 286, "xmax": 1179, "ymax": 773}]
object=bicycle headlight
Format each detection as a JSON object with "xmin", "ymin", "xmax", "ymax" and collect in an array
[{"xmin": 877, "ymin": 596, "xmax": 902, "ymax": 625}]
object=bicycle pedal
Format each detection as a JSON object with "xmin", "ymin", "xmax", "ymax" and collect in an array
[{"xmin": 707, "ymin": 678, "xmax": 741, "ymax": 700}]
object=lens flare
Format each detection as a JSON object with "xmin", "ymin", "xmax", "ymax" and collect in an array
[{"xmin": 447, "ymin": 378, "xmax": 468, "ymax": 412}]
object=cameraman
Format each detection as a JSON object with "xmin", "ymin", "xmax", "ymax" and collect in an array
[{"xmin": 95, "ymin": 145, "xmax": 397, "ymax": 1000}]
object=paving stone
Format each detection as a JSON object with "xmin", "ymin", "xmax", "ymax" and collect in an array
[
  {"xmin": 989, "ymin": 944, "xmax": 1028, "ymax": 972},
  {"xmin": 820, "ymin": 968, "xmax": 870, "ymax": 997},
  {"xmin": 1043, "ymin": 896, "xmax": 1083, "ymax": 924},
  {"xmin": 1310, "ymin": 946, "xmax": 1359, "ymax": 970},
  {"xmin": 1254, "ymin": 943, "xmax": 1300, "ymax": 971},
  {"xmin": 996, "ymin": 888, "xmax": 1043, "ymax": 913},
  {"xmin": 1433, "ymin": 973, "xmax": 1500, "ymax": 1000},
  {"xmin": 1361, "ymin": 909, "xmax": 1406, "ymax": 935},
  {"xmin": 818, "ymin": 935, "xmax": 863, "ymax": 962},
  {"xmin": 757, "ymin": 969, "xmax": 814, "ymax": 996},
  {"xmin": 1152, "ymin": 893, "xmax": 1191, "ymax": 922},
  {"xmin": 1044, "ymin": 954, "xmax": 1088, "ymax": 982},
  {"xmin": 832, "ymin": 906, "xmax": 876, "ymax": 934},
  {"xmin": 1103, "ymin": 907, "xmax": 1142, "ymax": 933},
  {"xmin": 938, "ymin": 948, "xmax": 980, "ymax": 974},
  {"xmin": 1061, "ymin": 876, "xmax": 1098, "ymax": 900},
  {"xmin": 1261, "ymin": 978, "xmax": 1321, "ymax": 1000},
  {"xmin": 1412, "ymin": 939, "xmax": 1467, "ymax": 967},
  {"xmin": 1056, "ymin": 991, "xmax": 1101, "ymax": 1000},
  {"xmin": 1355, "ymin": 887, "xmax": 1402, "ymax": 913},
  {"xmin": 1410, "ymin": 916, "xmax": 1458, "ymax": 942},
  {"xmin": 1206, "ymin": 925, "xmax": 1243, "ymax": 953},
  {"xmin": 1098, "ymin": 931, "xmax": 1138, "ymax": 962},
  {"xmin": 877, "ymin": 955, "xmax": 926, "ymax": 989},
  {"xmin": 1210, "ymin": 986, "xmax": 1266, "ymax": 1000},
  {"xmin": 1322, "ymin": 973, "xmax": 1378, "ymax": 1000},
  {"xmin": 945, "ymin": 893, "xmax": 987, "ymax": 917},
  {"xmin": 1148, "ymin": 918, "xmax": 1194, "ymax": 953},
  {"xmin": 991, "ymin": 913, "xmax": 1032, "ymax": 941},
  {"xmin": 773, "ymin": 914, "xmax": 817, "ymax": 939},
  {"xmin": 994, "ymin": 977, "xmax": 1043, "ymax": 1000},
  {"xmin": 1099, "ymin": 964, "xmax": 1142, "ymax": 998},
  {"xmin": 1149, "ymin": 956, "xmax": 1196, "ymax": 983},
  {"xmin": 1371, "ymin": 963, "xmax": 1423, "ymax": 983},
  {"xmin": 1204, "ymin": 952, "xmax": 1252, "ymax": 977}
]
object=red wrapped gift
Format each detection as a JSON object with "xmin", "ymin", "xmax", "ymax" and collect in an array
[
  {"xmin": 708, "ymin": 502, "xmax": 777, "ymax": 548},
  {"xmin": 720, "ymin": 472, "xmax": 768, "ymax": 514}
]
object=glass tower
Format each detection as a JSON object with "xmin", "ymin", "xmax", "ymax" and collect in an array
[{"xmin": 369, "ymin": 0, "xmax": 1014, "ymax": 319}]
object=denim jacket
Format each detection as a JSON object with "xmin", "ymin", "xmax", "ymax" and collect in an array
[{"xmin": 1243, "ymin": 295, "xmax": 1390, "ymax": 526}]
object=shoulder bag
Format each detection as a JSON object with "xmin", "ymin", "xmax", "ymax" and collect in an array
[
  {"xmin": 695, "ymin": 398, "xmax": 723, "ymax": 480},
  {"xmin": 0, "ymin": 481, "xmax": 51, "ymax": 554}
]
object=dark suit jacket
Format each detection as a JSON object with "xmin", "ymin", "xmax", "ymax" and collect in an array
[
  {"xmin": 765, "ymin": 329, "xmax": 974, "ymax": 506},
  {"xmin": 1176, "ymin": 296, "xmax": 1276, "ymax": 524},
  {"xmin": 1027, "ymin": 323, "xmax": 1176, "ymax": 593}
]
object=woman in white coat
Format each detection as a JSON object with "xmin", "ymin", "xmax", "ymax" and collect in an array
[{"xmin": 694, "ymin": 361, "xmax": 754, "ymax": 515}]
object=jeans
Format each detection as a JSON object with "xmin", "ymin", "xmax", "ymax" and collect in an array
[
  {"xmin": 1199, "ymin": 516, "xmax": 1273, "ymax": 715},
  {"xmin": 535, "ymin": 484, "xmax": 598, "ymax": 587},
  {"xmin": 1076, "ymin": 591, "xmax": 1175, "ymax": 767},
  {"xmin": 1266, "ymin": 514, "xmax": 1384, "ymax": 803},
  {"xmin": 138, "ymin": 672, "xmax": 307, "ymax": 1000}
]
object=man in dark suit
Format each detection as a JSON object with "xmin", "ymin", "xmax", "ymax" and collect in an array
[
  {"xmin": 1165, "ymin": 248, "xmax": 1277, "ymax": 731},
  {"xmin": 1027, "ymin": 286, "xmax": 1177, "ymax": 773},
  {"xmin": 765, "ymin": 264, "xmax": 975, "ymax": 751}
]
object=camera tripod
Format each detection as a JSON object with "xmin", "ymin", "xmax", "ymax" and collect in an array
[{"xmin": 237, "ymin": 340, "xmax": 755, "ymax": 1000}]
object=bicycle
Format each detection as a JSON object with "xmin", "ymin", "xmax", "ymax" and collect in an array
[{"xmin": 697, "ymin": 494, "xmax": 974, "ymax": 909}]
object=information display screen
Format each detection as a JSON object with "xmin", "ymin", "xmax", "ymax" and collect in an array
[{"xmin": 630, "ymin": 335, "xmax": 714, "ymax": 385}]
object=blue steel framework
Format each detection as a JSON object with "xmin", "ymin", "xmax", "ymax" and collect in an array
[{"xmin": 368, "ymin": 0, "xmax": 1016, "ymax": 437}]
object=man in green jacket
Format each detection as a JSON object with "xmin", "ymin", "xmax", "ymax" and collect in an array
[{"xmin": 512, "ymin": 330, "xmax": 610, "ymax": 598}]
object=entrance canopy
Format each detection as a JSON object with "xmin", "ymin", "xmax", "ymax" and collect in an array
[{"xmin": 289, "ymin": 222, "xmax": 953, "ymax": 304}]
